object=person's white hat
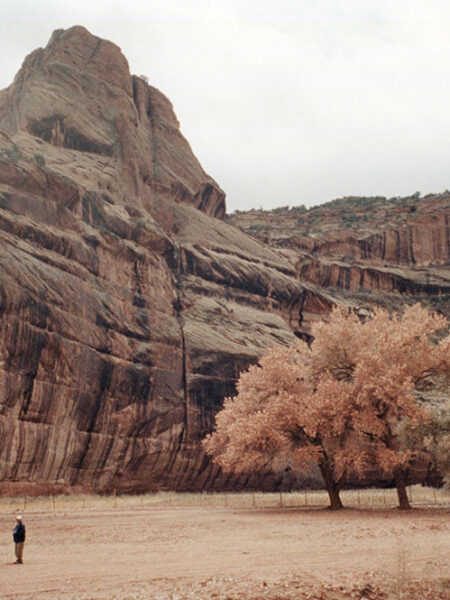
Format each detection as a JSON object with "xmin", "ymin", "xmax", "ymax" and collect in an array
[{"xmin": 16, "ymin": 515, "xmax": 22, "ymax": 521}]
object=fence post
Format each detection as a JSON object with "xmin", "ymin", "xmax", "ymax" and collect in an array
[
  {"xmin": 304, "ymin": 489, "xmax": 308, "ymax": 507},
  {"xmin": 52, "ymin": 495, "xmax": 56, "ymax": 510}
]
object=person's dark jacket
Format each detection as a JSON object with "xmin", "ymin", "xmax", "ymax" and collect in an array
[{"xmin": 13, "ymin": 522, "xmax": 25, "ymax": 543}]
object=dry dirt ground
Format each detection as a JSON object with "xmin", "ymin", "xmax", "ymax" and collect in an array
[{"xmin": 0, "ymin": 506, "xmax": 448, "ymax": 600}]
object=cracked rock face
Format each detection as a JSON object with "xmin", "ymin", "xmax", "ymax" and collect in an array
[{"xmin": 0, "ymin": 26, "xmax": 329, "ymax": 493}]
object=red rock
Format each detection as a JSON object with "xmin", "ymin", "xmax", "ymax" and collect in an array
[
  {"xmin": 229, "ymin": 195, "xmax": 450, "ymax": 316},
  {"xmin": 1, "ymin": 28, "xmax": 444, "ymax": 495},
  {"xmin": 0, "ymin": 26, "xmax": 319, "ymax": 493}
]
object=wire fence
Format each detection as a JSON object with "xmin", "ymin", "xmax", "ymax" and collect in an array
[{"xmin": 0, "ymin": 485, "xmax": 449, "ymax": 514}]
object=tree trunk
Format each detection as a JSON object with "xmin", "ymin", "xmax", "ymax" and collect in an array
[
  {"xmin": 326, "ymin": 484, "xmax": 344, "ymax": 510},
  {"xmin": 394, "ymin": 468, "xmax": 411, "ymax": 510},
  {"xmin": 319, "ymin": 459, "xmax": 344, "ymax": 510}
]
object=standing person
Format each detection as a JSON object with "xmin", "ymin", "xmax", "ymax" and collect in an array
[{"xmin": 13, "ymin": 515, "xmax": 25, "ymax": 564}]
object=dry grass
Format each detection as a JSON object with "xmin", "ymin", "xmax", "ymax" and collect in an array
[
  {"xmin": 386, "ymin": 544, "xmax": 450, "ymax": 600},
  {"xmin": 0, "ymin": 484, "xmax": 448, "ymax": 513}
]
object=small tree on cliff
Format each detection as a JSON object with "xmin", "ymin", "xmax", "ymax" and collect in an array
[{"xmin": 203, "ymin": 305, "xmax": 449, "ymax": 510}]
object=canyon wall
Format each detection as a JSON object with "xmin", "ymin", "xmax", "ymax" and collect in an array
[
  {"xmin": 0, "ymin": 27, "xmax": 332, "ymax": 493},
  {"xmin": 1, "ymin": 28, "xmax": 447, "ymax": 494},
  {"xmin": 229, "ymin": 195, "xmax": 450, "ymax": 317}
]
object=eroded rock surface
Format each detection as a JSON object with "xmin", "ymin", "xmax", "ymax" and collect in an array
[
  {"xmin": 1, "ymin": 28, "xmax": 445, "ymax": 495},
  {"xmin": 228, "ymin": 194, "xmax": 450, "ymax": 317},
  {"xmin": 0, "ymin": 27, "xmax": 327, "ymax": 493}
]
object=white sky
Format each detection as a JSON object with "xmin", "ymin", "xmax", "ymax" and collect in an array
[{"xmin": 1, "ymin": 1, "xmax": 449, "ymax": 212}]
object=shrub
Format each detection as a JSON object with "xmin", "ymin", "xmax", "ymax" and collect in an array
[{"xmin": 33, "ymin": 153, "xmax": 45, "ymax": 166}]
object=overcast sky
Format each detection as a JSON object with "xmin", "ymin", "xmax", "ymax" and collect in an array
[{"xmin": 1, "ymin": 1, "xmax": 449, "ymax": 212}]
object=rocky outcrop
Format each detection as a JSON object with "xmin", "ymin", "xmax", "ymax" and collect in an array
[
  {"xmin": 286, "ymin": 209, "xmax": 450, "ymax": 268},
  {"xmin": 229, "ymin": 195, "xmax": 450, "ymax": 316},
  {"xmin": 0, "ymin": 27, "xmax": 332, "ymax": 494},
  {"xmin": 0, "ymin": 26, "xmax": 226, "ymax": 219},
  {"xmin": 1, "ymin": 28, "xmax": 445, "ymax": 495},
  {"xmin": 297, "ymin": 258, "xmax": 450, "ymax": 296}
]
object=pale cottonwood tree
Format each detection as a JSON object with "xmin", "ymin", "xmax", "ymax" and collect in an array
[
  {"xmin": 204, "ymin": 305, "xmax": 449, "ymax": 510},
  {"xmin": 343, "ymin": 305, "xmax": 450, "ymax": 508},
  {"xmin": 204, "ymin": 343, "xmax": 367, "ymax": 509}
]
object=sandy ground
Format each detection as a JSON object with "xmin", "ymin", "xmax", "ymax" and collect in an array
[{"xmin": 0, "ymin": 506, "xmax": 448, "ymax": 600}]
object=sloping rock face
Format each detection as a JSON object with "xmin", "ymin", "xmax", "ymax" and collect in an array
[
  {"xmin": 0, "ymin": 27, "xmax": 329, "ymax": 493},
  {"xmin": 0, "ymin": 26, "xmax": 226, "ymax": 219},
  {"xmin": 2, "ymin": 28, "xmax": 444, "ymax": 495}
]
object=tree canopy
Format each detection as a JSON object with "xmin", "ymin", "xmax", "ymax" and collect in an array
[{"xmin": 204, "ymin": 304, "xmax": 449, "ymax": 509}]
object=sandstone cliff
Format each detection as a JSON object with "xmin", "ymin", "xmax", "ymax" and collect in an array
[
  {"xmin": 0, "ymin": 27, "xmax": 334, "ymax": 493},
  {"xmin": 228, "ymin": 194, "xmax": 450, "ymax": 318},
  {"xmin": 1, "ymin": 28, "xmax": 446, "ymax": 495}
]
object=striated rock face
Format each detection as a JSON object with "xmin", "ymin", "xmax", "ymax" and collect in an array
[
  {"xmin": 0, "ymin": 26, "xmax": 226, "ymax": 219},
  {"xmin": 0, "ymin": 27, "xmax": 333, "ymax": 493},
  {"xmin": 1, "ymin": 28, "xmax": 445, "ymax": 495},
  {"xmin": 229, "ymin": 195, "xmax": 450, "ymax": 317}
]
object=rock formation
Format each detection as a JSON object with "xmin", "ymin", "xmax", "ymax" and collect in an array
[
  {"xmin": 1, "ymin": 28, "xmax": 447, "ymax": 495},
  {"xmin": 0, "ymin": 26, "xmax": 332, "ymax": 494},
  {"xmin": 228, "ymin": 194, "xmax": 450, "ymax": 318}
]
